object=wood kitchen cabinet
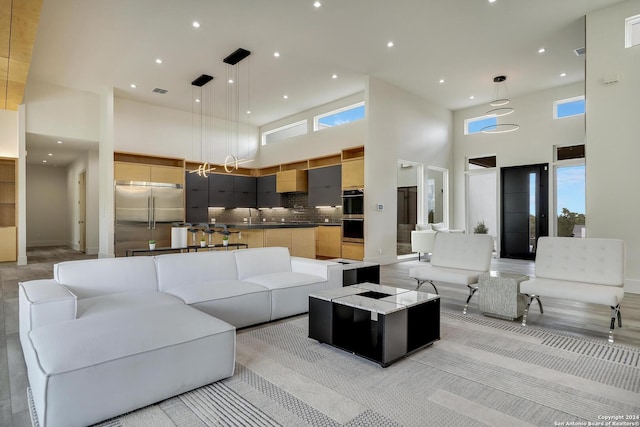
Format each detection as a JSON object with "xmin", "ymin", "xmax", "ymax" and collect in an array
[
  {"xmin": 115, "ymin": 162, "xmax": 183, "ymax": 185},
  {"xmin": 341, "ymin": 158, "xmax": 364, "ymax": 189},
  {"xmin": 276, "ymin": 170, "xmax": 308, "ymax": 193},
  {"xmin": 0, "ymin": 158, "xmax": 17, "ymax": 262},
  {"xmin": 265, "ymin": 227, "xmax": 316, "ymax": 258},
  {"xmin": 341, "ymin": 242, "xmax": 364, "ymax": 261},
  {"xmin": 316, "ymin": 226, "xmax": 341, "ymax": 258}
]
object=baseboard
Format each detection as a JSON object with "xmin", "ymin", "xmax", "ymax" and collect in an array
[
  {"xmin": 26, "ymin": 240, "xmax": 68, "ymax": 247},
  {"xmin": 624, "ymin": 278, "xmax": 640, "ymax": 295},
  {"xmin": 85, "ymin": 246, "xmax": 99, "ymax": 255}
]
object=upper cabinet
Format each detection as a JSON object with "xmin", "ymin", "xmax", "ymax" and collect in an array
[
  {"xmin": 208, "ymin": 174, "xmax": 235, "ymax": 208},
  {"xmin": 114, "ymin": 153, "xmax": 184, "ymax": 185},
  {"xmin": 308, "ymin": 165, "xmax": 342, "ymax": 207},
  {"xmin": 341, "ymin": 159, "xmax": 364, "ymax": 189},
  {"xmin": 233, "ymin": 176, "xmax": 257, "ymax": 208},
  {"xmin": 185, "ymin": 172, "xmax": 209, "ymax": 223},
  {"xmin": 276, "ymin": 170, "xmax": 308, "ymax": 193},
  {"xmin": 257, "ymin": 175, "xmax": 286, "ymax": 208}
]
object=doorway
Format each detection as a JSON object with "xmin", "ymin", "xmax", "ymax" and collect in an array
[
  {"xmin": 397, "ymin": 161, "xmax": 423, "ymax": 257},
  {"xmin": 79, "ymin": 171, "xmax": 86, "ymax": 253},
  {"xmin": 500, "ymin": 164, "xmax": 548, "ymax": 260}
]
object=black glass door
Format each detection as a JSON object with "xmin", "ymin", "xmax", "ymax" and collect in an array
[{"xmin": 500, "ymin": 164, "xmax": 548, "ymax": 260}]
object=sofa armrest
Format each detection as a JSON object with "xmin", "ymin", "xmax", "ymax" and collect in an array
[
  {"xmin": 19, "ymin": 280, "xmax": 77, "ymax": 339},
  {"xmin": 290, "ymin": 257, "xmax": 343, "ymax": 288}
]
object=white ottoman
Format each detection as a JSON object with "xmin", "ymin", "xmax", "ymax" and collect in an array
[{"xmin": 25, "ymin": 304, "xmax": 236, "ymax": 427}]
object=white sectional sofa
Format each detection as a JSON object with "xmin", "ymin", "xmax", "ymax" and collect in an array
[{"xmin": 19, "ymin": 247, "xmax": 341, "ymax": 427}]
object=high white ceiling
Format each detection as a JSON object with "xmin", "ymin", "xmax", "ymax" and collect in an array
[{"xmin": 25, "ymin": 0, "xmax": 623, "ymax": 165}]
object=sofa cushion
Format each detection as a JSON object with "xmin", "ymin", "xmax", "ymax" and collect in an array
[
  {"xmin": 155, "ymin": 251, "xmax": 238, "ymax": 292},
  {"xmin": 409, "ymin": 264, "xmax": 481, "ymax": 286},
  {"xmin": 77, "ymin": 291, "xmax": 182, "ymax": 319},
  {"xmin": 243, "ymin": 272, "xmax": 324, "ymax": 290},
  {"xmin": 534, "ymin": 237, "xmax": 625, "ymax": 286},
  {"xmin": 54, "ymin": 257, "xmax": 158, "ymax": 299},
  {"xmin": 430, "ymin": 232, "xmax": 493, "ymax": 271},
  {"xmin": 520, "ymin": 277, "xmax": 624, "ymax": 307},
  {"xmin": 415, "ymin": 223, "xmax": 432, "ymax": 231},
  {"xmin": 164, "ymin": 279, "xmax": 269, "ymax": 305},
  {"xmin": 234, "ymin": 247, "xmax": 292, "ymax": 280}
]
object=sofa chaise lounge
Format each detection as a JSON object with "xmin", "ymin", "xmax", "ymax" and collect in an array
[{"xmin": 19, "ymin": 247, "xmax": 341, "ymax": 427}]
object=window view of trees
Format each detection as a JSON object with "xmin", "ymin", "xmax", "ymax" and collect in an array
[{"xmin": 557, "ymin": 208, "xmax": 586, "ymax": 237}]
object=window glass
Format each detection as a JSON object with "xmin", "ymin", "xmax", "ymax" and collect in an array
[
  {"xmin": 556, "ymin": 165, "xmax": 586, "ymax": 237},
  {"xmin": 262, "ymin": 120, "xmax": 308, "ymax": 145},
  {"xmin": 315, "ymin": 103, "xmax": 365, "ymax": 131},
  {"xmin": 468, "ymin": 156, "xmax": 496, "ymax": 170},
  {"xmin": 556, "ymin": 145, "xmax": 585, "ymax": 161},
  {"xmin": 465, "ymin": 116, "xmax": 497, "ymax": 135},
  {"xmin": 554, "ymin": 97, "xmax": 585, "ymax": 119}
]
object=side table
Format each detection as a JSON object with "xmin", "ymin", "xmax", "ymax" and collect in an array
[{"xmin": 478, "ymin": 271, "xmax": 529, "ymax": 320}]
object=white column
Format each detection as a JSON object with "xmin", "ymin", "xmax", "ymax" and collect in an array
[{"xmin": 99, "ymin": 87, "xmax": 115, "ymax": 258}]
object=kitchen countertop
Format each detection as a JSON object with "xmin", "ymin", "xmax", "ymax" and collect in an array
[{"xmin": 212, "ymin": 222, "xmax": 341, "ymax": 230}]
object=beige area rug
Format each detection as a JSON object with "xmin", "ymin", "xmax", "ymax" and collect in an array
[{"xmin": 77, "ymin": 312, "xmax": 640, "ymax": 426}]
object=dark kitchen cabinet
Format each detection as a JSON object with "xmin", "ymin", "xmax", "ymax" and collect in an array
[
  {"xmin": 208, "ymin": 174, "xmax": 235, "ymax": 208},
  {"xmin": 308, "ymin": 165, "xmax": 341, "ymax": 207},
  {"xmin": 233, "ymin": 176, "xmax": 257, "ymax": 208},
  {"xmin": 257, "ymin": 175, "xmax": 287, "ymax": 208},
  {"xmin": 185, "ymin": 172, "xmax": 209, "ymax": 223}
]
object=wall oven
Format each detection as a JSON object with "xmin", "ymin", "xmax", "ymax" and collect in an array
[
  {"xmin": 342, "ymin": 217, "xmax": 364, "ymax": 243},
  {"xmin": 342, "ymin": 189, "xmax": 364, "ymax": 216}
]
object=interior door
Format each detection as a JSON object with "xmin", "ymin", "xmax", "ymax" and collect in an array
[{"xmin": 500, "ymin": 164, "xmax": 548, "ymax": 259}]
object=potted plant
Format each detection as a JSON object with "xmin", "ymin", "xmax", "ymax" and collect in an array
[
  {"xmin": 222, "ymin": 234, "xmax": 229, "ymax": 247},
  {"xmin": 148, "ymin": 239, "xmax": 156, "ymax": 250},
  {"xmin": 200, "ymin": 236, "xmax": 207, "ymax": 247},
  {"xmin": 473, "ymin": 221, "xmax": 488, "ymax": 234}
]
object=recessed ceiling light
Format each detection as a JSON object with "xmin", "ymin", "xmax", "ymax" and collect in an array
[
  {"xmin": 332, "ymin": 74, "xmax": 338, "ymax": 79},
  {"xmin": 313, "ymin": 1, "xmax": 322, "ymax": 8},
  {"xmin": 192, "ymin": 21, "xmax": 200, "ymax": 28},
  {"xmin": 48, "ymin": 153, "xmax": 52, "ymax": 156},
  {"xmin": 537, "ymin": 48, "xmax": 546, "ymax": 54},
  {"xmin": 57, "ymin": 140, "xmax": 63, "ymax": 144},
  {"xmin": 560, "ymin": 72, "xmax": 567, "ymax": 77},
  {"xmin": 469, "ymin": 95, "xmax": 475, "ymax": 99},
  {"xmin": 283, "ymin": 95, "xmax": 288, "ymax": 99},
  {"xmin": 130, "ymin": 83, "xmax": 136, "ymax": 88},
  {"xmin": 488, "ymin": 0, "xmax": 496, "ymax": 3},
  {"xmin": 228, "ymin": 79, "xmax": 234, "ymax": 84},
  {"xmin": 273, "ymin": 52, "xmax": 280, "ymax": 58},
  {"xmin": 439, "ymin": 79, "xmax": 445, "ymax": 84},
  {"xmin": 387, "ymin": 41, "xmax": 394, "ymax": 48},
  {"xmin": 195, "ymin": 99, "xmax": 200, "ymax": 103},
  {"xmin": 246, "ymin": 110, "xmax": 251, "ymax": 114},
  {"xmin": 42, "ymin": 160, "xmax": 47, "ymax": 163},
  {"xmin": 155, "ymin": 58, "xmax": 163, "ymax": 64}
]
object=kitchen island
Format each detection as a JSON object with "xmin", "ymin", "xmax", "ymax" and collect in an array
[{"xmin": 210, "ymin": 222, "xmax": 341, "ymax": 259}]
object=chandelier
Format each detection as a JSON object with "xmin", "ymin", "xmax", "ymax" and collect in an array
[
  {"xmin": 189, "ymin": 74, "xmax": 215, "ymax": 177},
  {"xmin": 481, "ymin": 75, "xmax": 520, "ymax": 134}
]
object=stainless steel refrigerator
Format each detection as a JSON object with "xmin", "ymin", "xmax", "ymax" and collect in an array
[{"xmin": 115, "ymin": 181, "xmax": 185, "ymax": 256}]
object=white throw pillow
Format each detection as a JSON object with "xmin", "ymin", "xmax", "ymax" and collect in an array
[
  {"xmin": 432, "ymin": 222, "xmax": 447, "ymax": 231},
  {"xmin": 416, "ymin": 223, "xmax": 432, "ymax": 231}
]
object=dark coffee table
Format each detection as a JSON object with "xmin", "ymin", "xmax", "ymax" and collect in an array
[{"xmin": 309, "ymin": 283, "xmax": 440, "ymax": 367}]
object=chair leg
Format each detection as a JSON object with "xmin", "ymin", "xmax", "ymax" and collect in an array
[
  {"xmin": 609, "ymin": 304, "xmax": 622, "ymax": 343},
  {"xmin": 521, "ymin": 294, "xmax": 542, "ymax": 326},
  {"xmin": 463, "ymin": 284, "xmax": 478, "ymax": 315},
  {"xmin": 415, "ymin": 279, "xmax": 438, "ymax": 294}
]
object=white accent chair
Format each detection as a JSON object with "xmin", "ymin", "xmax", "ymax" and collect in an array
[
  {"xmin": 409, "ymin": 232, "xmax": 494, "ymax": 313},
  {"xmin": 520, "ymin": 237, "xmax": 626, "ymax": 343},
  {"xmin": 411, "ymin": 223, "xmax": 464, "ymax": 261}
]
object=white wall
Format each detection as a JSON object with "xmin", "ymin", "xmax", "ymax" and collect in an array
[
  {"xmin": 24, "ymin": 81, "xmax": 100, "ymax": 141},
  {"xmin": 0, "ymin": 109, "xmax": 18, "ymax": 157},
  {"xmin": 366, "ymin": 76, "xmax": 452, "ymax": 263},
  {"xmin": 26, "ymin": 164, "xmax": 69, "ymax": 246},
  {"xmin": 115, "ymin": 97, "xmax": 259, "ymax": 164},
  {"xmin": 452, "ymin": 82, "xmax": 586, "ymax": 233},
  {"xmin": 586, "ymin": 0, "xmax": 640, "ymax": 293}
]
